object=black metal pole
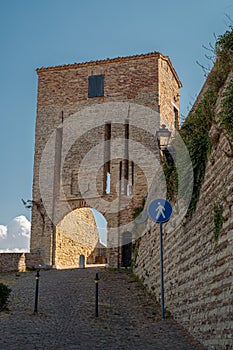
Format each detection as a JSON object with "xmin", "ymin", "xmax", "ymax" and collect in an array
[
  {"xmin": 95, "ymin": 272, "xmax": 99, "ymax": 317},
  {"xmin": 34, "ymin": 269, "xmax": 40, "ymax": 313},
  {"xmin": 160, "ymin": 222, "xmax": 165, "ymax": 320}
]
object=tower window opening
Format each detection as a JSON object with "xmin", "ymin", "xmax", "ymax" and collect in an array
[
  {"xmin": 174, "ymin": 107, "xmax": 179, "ymax": 129},
  {"xmin": 124, "ymin": 120, "xmax": 129, "ymax": 195},
  {"xmin": 106, "ymin": 172, "xmax": 111, "ymax": 194},
  {"xmin": 103, "ymin": 122, "xmax": 111, "ymax": 194}
]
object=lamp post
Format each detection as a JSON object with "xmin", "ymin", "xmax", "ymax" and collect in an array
[
  {"xmin": 156, "ymin": 124, "xmax": 171, "ymax": 154},
  {"xmin": 34, "ymin": 269, "xmax": 40, "ymax": 313},
  {"xmin": 152, "ymin": 124, "xmax": 172, "ymax": 320}
]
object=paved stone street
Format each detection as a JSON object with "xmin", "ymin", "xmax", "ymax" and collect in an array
[{"xmin": 0, "ymin": 267, "xmax": 205, "ymax": 350}]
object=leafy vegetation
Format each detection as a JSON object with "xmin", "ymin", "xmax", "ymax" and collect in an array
[
  {"xmin": 0, "ymin": 283, "xmax": 11, "ymax": 311},
  {"xmin": 132, "ymin": 237, "xmax": 141, "ymax": 267},
  {"xmin": 180, "ymin": 87, "xmax": 217, "ymax": 216},
  {"xmin": 216, "ymin": 25, "xmax": 233, "ymax": 54},
  {"xmin": 132, "ymin": 197, "xmax": 146, "ymax": 220},
  {"xmin": 162, "ymin": 152, "xmax": 178, "ymax": 203},
  {"xmin": 181, "ymin": 26, "xmax": 233, "ymax": 217},
  {"xmin": 219, "ymin": 80, "xmax": 233, "ymax": 140}
]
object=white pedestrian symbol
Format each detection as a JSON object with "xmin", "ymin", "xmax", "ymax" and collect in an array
[{"xmin": 155, "ymin": 202, "xmax": 166, "ymax": 220}]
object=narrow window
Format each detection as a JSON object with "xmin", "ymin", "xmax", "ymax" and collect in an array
[
  {"xmin": 105, "ymin": 122, "xmax": 111, "ymax": 174},
  {"xmin": 106, "ymin": 172, "xmax": 111, "ymax": 194},
  {"xmin": 126, "ymin": 183, "xmax": 131, "ymax": 196},
  {"xmin": 88, "ymin": 74, "xmax": 104, "ymax": 98},
  {"xmin": 124, "ymin": 120, "xmax": 129, "ymax": 195},
  {"xmin": 119, "ymin": 161, "xmax": 122, "ymax": 180},
  {"xmin": 105, "ymin": 122, "xmax": 111, "ymax": 143},
  {"xmin": 126, "ymin": 161, "xmax": 134, "ymax": 196},
  {"xmin": 103, "ymin": 122, "xmax": 111, "ymax": 194},
  {"xmin": 174, "ymin": 107, "xmax": 179, "ymax": 129},
  {"xmin": 131, "ymin": 161, "xmax": 134, "ymax": 187},
  {"xmin": 125, "ymin": 120, "xmax": 129, "ymax": 140},
  {"xmin": 119, "ymin": 161, "xmax": 123, "ymax": 194}
]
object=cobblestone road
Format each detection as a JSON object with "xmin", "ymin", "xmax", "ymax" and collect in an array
[{"xmin": 0, "ymin": 267, "xmax": 206, "ymax": 350}]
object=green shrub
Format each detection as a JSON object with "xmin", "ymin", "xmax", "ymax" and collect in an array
[
  {"xmin": 180, "ymin": 26, "xmax": 233, "ymax": 217},
  {"xmin": 162, "ymin": 152, "xmax": 178, "ymax": 203},
  {"xmin": 215, "ymin": 25, "xmax": 233, "ymax": 54},
  {"xmin": 0, "ymin": 283, "xmax": 11, "ymax": 311},
  {"xmin": 219, "ymin": 80, "xmax": 233, "ymax": 140},
  {"xmin": 132, "ymin": 197, "xmax": 146, "ymax": 219},
  {"xmin": 181, "ymin": 87, "xmax": 216, "ymax": 217}
]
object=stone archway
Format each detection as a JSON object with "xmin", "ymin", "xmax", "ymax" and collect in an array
[{"xmin": 55, "ymin": 207, "xmax": 99, "ymax": 268}]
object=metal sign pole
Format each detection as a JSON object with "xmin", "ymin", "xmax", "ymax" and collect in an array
[
  {"xmin": 148, "ymin": 198, "xmax": 172, "ymax": 321},
  {"xmin": 160, "ymin": 222, "xmax": 165, "ymax": 320}
]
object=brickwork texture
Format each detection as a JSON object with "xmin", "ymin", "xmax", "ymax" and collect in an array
[
  {"xmin": 30, "ymin": 52, "xmax": 181, "ymax": 268},
  {"xmin": 134, "ymin": 71, "xmax": 233, "ymax": 350}
]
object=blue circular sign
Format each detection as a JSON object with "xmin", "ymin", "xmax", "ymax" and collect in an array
[{"xmin": 148, "ymin": 198, "xmax": 172, "ymax": 223}]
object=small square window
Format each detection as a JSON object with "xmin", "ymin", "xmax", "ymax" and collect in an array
[{"xmin": 88, "ymin": 74, "xmax": 104, "ymax": 98}]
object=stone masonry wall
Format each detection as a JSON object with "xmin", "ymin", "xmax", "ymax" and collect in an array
[
  {"xmin": 0, "ymin": 253, "xmax": 26, "ymax": 272},
  {"xmin": 159, "ymin": 57, "xmax": 181, "ymax": 130},
  {"xmin": 31, "ymin": 52, "xmax": 181, "ymax": 268},
  {"xmin": 55, "ymin": 208, "xmax": 99, "ymax": 268},
  {"xmin": 134, "ymin": 74, "xmax": 233, "ymax": 349}
]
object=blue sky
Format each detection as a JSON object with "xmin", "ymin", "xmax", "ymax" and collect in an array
[{"xmin": 0, "ymin": 0, "xmax": 233, "ymax": 226}]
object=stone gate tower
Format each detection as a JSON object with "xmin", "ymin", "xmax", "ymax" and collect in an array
[{"xmin": 29, "ymin": 52, "xmax": 181, "ymax": 269}]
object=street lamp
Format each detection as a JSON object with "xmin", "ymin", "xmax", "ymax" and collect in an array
[
  {"xmin": 156, "ymin": 124, "xmax": 171, "ymax": 153},
  {"xmin": 154, "ymin": 124, "xmax": 173, "ymax": 321}
]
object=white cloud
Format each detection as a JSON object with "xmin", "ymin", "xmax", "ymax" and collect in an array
[
  {"xmin": 0, "ymin": 225, "xmax": 7, "ymax": 239},
  {"xmin": 0, "ymin": 216, "xmax": 30, "ymax": 253}
]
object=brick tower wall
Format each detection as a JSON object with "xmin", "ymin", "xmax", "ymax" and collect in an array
[{"xmin": 29, "ymin": 52, "xmax": 181, "ymax": 268}]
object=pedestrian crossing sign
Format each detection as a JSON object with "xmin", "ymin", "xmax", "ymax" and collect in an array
[{"xmin": 148, "ymin": 198, "xmax": 172, "ymax": 223}]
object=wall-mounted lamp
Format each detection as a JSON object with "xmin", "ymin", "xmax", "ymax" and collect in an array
[{"xmin": 156, "ymin": 124, "xmax": 171, "ymax": 153}]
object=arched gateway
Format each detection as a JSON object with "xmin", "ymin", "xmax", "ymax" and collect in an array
[{"xmin": 28, "ymin": 52, "xmax": 181, "ymax": 269}]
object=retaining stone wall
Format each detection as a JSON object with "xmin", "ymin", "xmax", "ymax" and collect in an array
[
  {"xmin": 0, "ymin": 253, "xmax": 26, "ymax": 272},
  {"xmin": 134, "ymin": 74, "xmax": 233, "ymax": 349}
]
